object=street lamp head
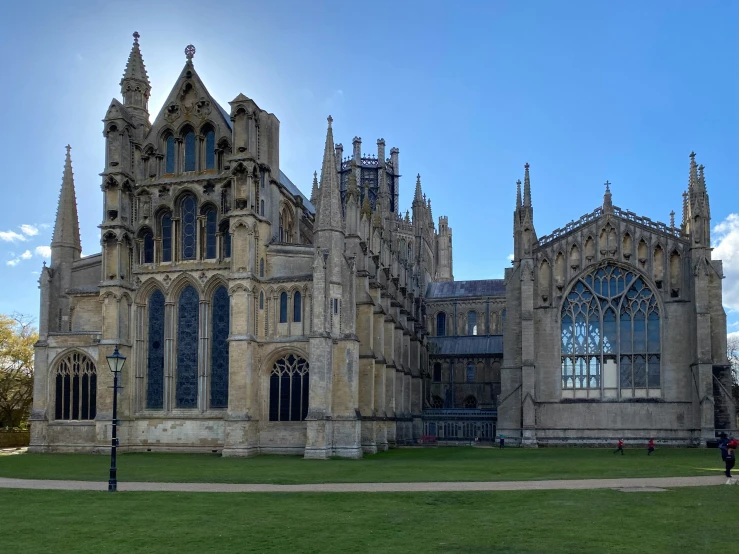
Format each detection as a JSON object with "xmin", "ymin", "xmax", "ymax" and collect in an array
[{"xmin": 106, "ymin": 345, "xmax": 126, "ymax": 374}]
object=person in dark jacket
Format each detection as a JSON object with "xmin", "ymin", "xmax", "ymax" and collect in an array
[
  {"xmin": 725, "ymin": 441, "xmax": 736, "ymax": 479},
  {"xmin": 719, "ymin": 433, "xmax": 729, "ymax": 461}
]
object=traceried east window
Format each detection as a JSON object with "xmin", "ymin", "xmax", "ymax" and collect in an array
[
  {"xmin": 269, "ymin": 354, "xmax": 309, "ymax": 421},
  {"xmin": 181, "ymin": 196, "xmax": 197, "ymax": 260},
  {"xmin": 561, "ymin": 265, "xmax": 660, "ymax": 391}
]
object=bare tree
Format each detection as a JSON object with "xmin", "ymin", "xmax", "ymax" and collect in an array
[
  {"xmin": 728, "ymin": 334, "xmax": 739, "ymax": 403},
  {"xmin": 0, "ymin": 313, "xmax": 37, "ymax": 429}
]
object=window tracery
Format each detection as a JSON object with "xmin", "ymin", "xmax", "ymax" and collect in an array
[
  {"xmin": 268, "ymin": 354, "xmax": 309, "ymax": 421},
  {"xmin": 561, "ymin": 265, "xmax": 660, "ymax": 391},
  {"xmin": 146, "ymin": 289, "xmax": 165, "ymax": 409},
  {"xmin": 204, "ymin": 207, "xmax": 217, "ymax": 259},
  {"xmin": 181, "ymin": 196, "xmax": 197, "ymax": 260},
  {"xmin": 176, "ymin": 285, "xmax": 199, "ymax": 408},
  {"xmin": 54, "ymin": 352, "xmax": 97, "ymax": 420},
  {"xmin": 210, "ymin": 286, "xmax": 229, "ymax": 408}
]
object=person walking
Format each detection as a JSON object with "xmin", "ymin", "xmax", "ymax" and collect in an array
[
  {"xmin": 719, "ymin": 433, "xmax": 729, "ymax": 462},
  {"xmin": 613, "ymin": 438, "xmax": 624, "ymax": 455},
  {"xmin": 647, "ymin": 438, "xmax": 655, "ymax": 455},
  {"xmin": 725, "ymin": 439, "xmax": 737, "ymax": 482},
  {"xmin": 499, "ymin": 434, "xmax": 505, "ymax": 449}
]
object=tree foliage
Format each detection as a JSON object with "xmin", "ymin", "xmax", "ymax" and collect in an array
[
  {"xmin": 0, "ymin": 313, "xmax": 37, "ymax": 429},
  {"xmin": 728, "ymin": 334, "xmax": 739, "ymax": 404}
]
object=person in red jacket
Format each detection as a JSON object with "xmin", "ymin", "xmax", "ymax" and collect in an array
[
  {"xmin": 647, "ymin": 438, "xmax": 655, "ymax": 455},
  {"xmin": 613, "ymin": 438, "xmax": 624, "ymax": 455}
]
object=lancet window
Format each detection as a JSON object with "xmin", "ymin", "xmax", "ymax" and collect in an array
[
  {"xmin": 176, "ymin": 286, "xmax": 199, "ymax": 408},
  {"xmin": 210, "ymin": 286, "xmax": 229, "ymax": 408},
  {"xmin": 146, "ymin": 289, "xmax": 165, "ymax": 409},
  {"xmin": 180, "ymin": 196, "xmax": 197, "ymax": 260}
]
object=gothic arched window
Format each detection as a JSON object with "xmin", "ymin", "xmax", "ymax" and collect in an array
[
  {"xmin": 436, "ymin": 312, "xmax": 447, "ymax": 337},
  {"xmin": 205, "ymin": 130, "xmax": 215, "ymax": 170},
  {"xmin": 210, "ymin": 286, "xmax": 229, "ymax": 408},
  {"xmin": 142, "ymin": 230, "xmax": 154, "ymax": 264},
  {"xmin": 467, "ymin": 312, "xmax": 477, "ymax": 336},
  {"xmin": 269, "ymin": 354, "xmax": 309, "ymax": 421},
  {"xmin": 181, "ymin": 196, "xmax": 197, "ymax": 260},
  {"xmin": 279, "ymin": 292, "xmax": 288, "ymax": 323},
  {"xmin": 466, "ymin": 362, "xmax": 475, "ymax": 383},
  {"xmin": 204, "ymin": 207, "xmax": 217, "ymax": 259},
  {"xmin": 561, "ymin": 265, "xmax": 660, "ymax": 391},
  {"xmin": 293, "ymin": 291, "xmax": 302, "ymax": 322},
  {"xmin": 165, "ymin": 135, "xmax": 175, "ymax": 174},
  {"xmin": 220, "ymin": 221, "xmax": 231, "ymax": 259},
  {"xmin": 279, "ymin": 214, "xmax": 285, "ymax": 243},
  {"xmin": 54, "ymin": 351, "xmax": 97, "ymax": 420},
  {"xmin": 146, "ymin": 289, "xmax": 165, "ymax": 409},
  {"xmin": 161, "ymin": 213, "xmax": 172, "ymax": 262},
  {"xmin": 184, "ymin": 130, "xmax": 196, "ymax": 171},
  {"xmin": 463, "ymin": 395, "xmax": 477, "ymax": 409},
  {"xmin": 433, "ymin": 363, "xmax": 442, "ymax": 382},
  {"xmin": 259, "ymin": 291, "xmax": 264, "ymax": 310},
  {"xmin": 259, "ymin": 258, "xmax": 265, "ymax": 277},
  {"xmin": 176, "ymin": 285, "xmax": 199, "ymax": 408}
]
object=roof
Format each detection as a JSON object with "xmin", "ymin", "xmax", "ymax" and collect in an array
[
  {"xmin": 213, "ymin": 99, "xmax": 232, "ymax": 130},
  {"xmin": 426, "ymin": 279, "xmax": 506, "ymax": 299},
  {"xmin": 280, "ymin": 170, "xmax": 315, "ymax": 214},
  {"xmin": 428, "ymin": 335, "xmax": 503, "ymax": 357}
]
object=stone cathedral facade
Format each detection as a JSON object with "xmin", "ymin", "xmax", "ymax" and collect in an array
[{"xmin": 30, "ymin": 36, "xmax": 731, "ymax": 456}]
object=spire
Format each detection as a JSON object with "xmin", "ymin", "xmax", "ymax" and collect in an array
[
  {"xmin": 688, "ymin": 151, "xmax": 698, "ymax": 192},
  {"xmin": 310, "ymin": 171, "xmax": 319, "ymax": 206},
  {"xmin": 120, "ymin": 32, "xmax": 151, "ymax": 112},
  {"xmin": 523, "ymin": 163, "xmax": 531, "ymax": 207},
  {"xmin": 516, "ymin": 179, "xmax": 522, "ymax": 208},
  {"xmin": 697, "ymin": 164, "xmax": 706, "ymax": 192},
  {"xmin": 414, "ymin": 173, "xmax": 423, "ymax": 202},
  {"xmin": 51, "ymin": 146, "xmax": 82, "ymax": 261},
  {"xmin": 315, "ymin": 116, "xmax": 343, "ymax": 233},
  {"xmin": 603, "ymin": 180, "xmax": 613, "ymax": 213},
  {"xmin": 681, "ymin": 191, "xmax": 688, "ymax": 229}
]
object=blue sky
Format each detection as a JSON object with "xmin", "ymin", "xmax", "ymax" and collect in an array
[{"xmin": 0, "ymin": 0, "xmax": 737, "ymax": 333}]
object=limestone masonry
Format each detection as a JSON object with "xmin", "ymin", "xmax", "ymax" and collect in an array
[{"xmin": 29, "ymin": 35, "xmax": 731, "ymax": 456}]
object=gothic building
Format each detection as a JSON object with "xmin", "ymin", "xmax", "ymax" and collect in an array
[{"xmin": 30, "ymin": 35, "xmax": 731, "ymax": 455}]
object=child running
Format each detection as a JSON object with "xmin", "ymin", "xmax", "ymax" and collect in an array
[
  {"xmin": 613, "ymin": 438, "xmax": 624, "ymax": 455},
  {"xmin": 647, "ymin": 438, "xmax": 655, "ymax": 455}
]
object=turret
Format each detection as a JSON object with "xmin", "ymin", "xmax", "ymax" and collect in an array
[
  {"xmin": 684, "ymin": 152, "xmax": 711, "ymax": 247},
  {"xmin": 435, "ymin": 216, "xmax": 453, "ymax": 282},
  {"xmin": 119, "ymin": 32, "xmax": 151, "ymax": 134},
  {"xmin": 513, "ymin": 163, "xmax": 537, "ymax": 261}
]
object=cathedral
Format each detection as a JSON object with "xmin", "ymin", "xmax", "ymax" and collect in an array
[{"xmin": 29, "ymin": 35, "xmax": 731, "ymax": 457}]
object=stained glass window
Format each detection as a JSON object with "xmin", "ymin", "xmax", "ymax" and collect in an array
[
  {"xmin": 205, "ymin": 130, "xmax": 215, "ymax": 170},
  {"xmin": 210, "ymin": 286, "xmax": 229, "ymax": 408},
  {"xmin": 54, "ymin": 352, "xmax": 96, "ymax": 420},
  {"xmin": 561, "ymin": 265, "xmax": 660, "ymax": 391},
  {"xmin": 181, "ymin": 196, "xmax": 196, "ymax": 260},
  {"xmin": 165, "ymin": 136, "xmax": 175, "ymax": 173},
  {"xmin": 466, "ymin": 363, "xmax": 475, "ymax": 383},
  {"xmin": 293, "ymin": 292, "xmax": 301, "ymax": 322},
  {"xmin": 467, "ymin": 312, "xmax": 477, "ymax": 335},
  {"xmin": 269, "ymin": 354, "xmax": 309, "ymax": 421},
  {"xmin": 184, "ymin": 131, "xmax": 196, "ymax": 171},
  {"xmin": 259, "ymin": 291, "xmax": 264, "ymax": 310},
  {"xmin": 161, "ymin": 214, "xmax": 172, "ymax": 262},
  {"xmin": 176, "ymin": 285, "xmax": 199, "ymax": 408},
  {"xmin": 436, "ymin": 312, "xmax": 446, "ymax": 337},
  {"xmin": 204, "ymin": 208, "xmax": 217, "ymax": 259},
  {"xmin": 146, "ymin": 289, "xmax": 165, "ymax": 409},
  {"xmin": 142, "ymin": 230, "xmax": 154, "ymax": 264},
  {"xmin": 279, "ymin": 292, "xmax": 288, "ymax": 323}
]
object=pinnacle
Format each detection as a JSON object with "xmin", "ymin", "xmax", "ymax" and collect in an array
[
  {"xmin": 121, "ymin": 31, "xmax": 150, "ymax": 87},
  {"xmin": 51, "ymin": 145, "xmax": 82, "ymax": 258},
  {"xmin": 523, "ymin": 163, "xmax": 532, "ymax": 208},
  {"xmin": 414, "ymin": 173, "xmax": 423, "ymax": 202},
  {"xmin": 516, "ymin": 179, "xmax": 522, "ymax": 208},
  {"xmin": 315, "ymin": 116, "xmax": 342, "ymax": 233},
  {"xmin": 310, "ymin": 171, "xmax": 319, "ymax": 206}
]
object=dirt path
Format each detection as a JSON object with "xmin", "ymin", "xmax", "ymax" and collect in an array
[{"xmin": 0, "ymin": 475, "xmax": 731, "ymax": 493}]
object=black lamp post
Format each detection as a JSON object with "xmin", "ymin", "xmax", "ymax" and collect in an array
[{"xmin": 106, "ymin": 345, "xmax": 126, "ymax": 492}]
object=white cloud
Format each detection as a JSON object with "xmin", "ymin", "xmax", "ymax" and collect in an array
[
  {"xmin": 35, "ymin": 246, "xmax": 51, "ymax": 258},
  {"xmin": 20, "ymin": 224, "xmax": 39, "ymax": 237},
  {"xmin": 507, "ymin": 254, "xmax": 514, "ymax": 260},
  {"xmin": 0, "ymin": 230, "xmax": 26, "ymax": 242},
  {"xmin": 713, "ymin": 213, "xmax": 739, "ymax": 312},
  {"xmin": 6, "ymin": 258, "xmax": 19, "ymax": 266},
  {"xmin": 39, "ymin": 223, "xmax": 51, "ymax": 229},
  {"xmin": 20, "ymin": 250, "xmax": 32, "ymax": 260}
]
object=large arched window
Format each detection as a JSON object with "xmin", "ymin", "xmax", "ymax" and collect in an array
[
  {"xmin": 269, "ymin": 354, "xmax": 309, "ymax": 421},
  {"xmin": 165, "ymin": 135, "xmax": 175, "ymax": 174},
  {"xmin": 54, "ymin": 352, "xmax": 97, "ymax": 420},
  {"xmin": 146, "ymin": 289, "xmax": 165, "ymax": 409},
  {"xmin": 142, "ymin": 229, "xmax": 154, "ymax": 264},
  {"xmin": 176, "ymin": 285, "xmax": 199, "ymax": 408},
  {"xmin": 184, "ymin": 130, "xmax": 196, "ymax": 171},
  {"xmin": 161, "ymin": 213, "xmax": 172, "ymax": 262},
  {"xmin": 293, "ymin": 291, "xmax": 302, "ymax": 322},
  {"xmin": 204, "ymin": 129, "xmax": 215, "ymax": 170},
  {"xmin": 279, "ymin": 292, "xmax": 288, "ymax": 323},
  {"xmin": 561, "ymin": 265, "xmax": 660, "ymax": 392},
  {"xmin": 467, "ymin": 312, "xmax": 477, "ymax": 336},
  {"xmin": 204, "ymin": 207, "xmax": 217, "ymax": 259},
  {"xmin": 180, "ymin": 196, "xmax": 197, "ymax": 260},
  {"xmin": 436, "ymin": 312, "xmax": 447, "ymax": 337},
  {"xmin": 210, "ymin": 286, "xmax": 229, "ymax": 408}
]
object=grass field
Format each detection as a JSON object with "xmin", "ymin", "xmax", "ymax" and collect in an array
[
  {"xmin": 2, "ymin": 487, "xmax": 737, "ymax": 553},
  {"xmin": 0, "ymin": 447, "xmax": 728, "ymax": 484}
]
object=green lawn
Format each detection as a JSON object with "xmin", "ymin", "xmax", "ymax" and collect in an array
[
  {"xmin": 2, "ymin": 487, "xmax": 737, "ymax": 553},
  {"xmin": 0, "ymin": 447, "xmax": 728, "ymax": 484}
]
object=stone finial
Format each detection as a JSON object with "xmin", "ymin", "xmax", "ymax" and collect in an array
[
  {"xmin": 670, "ymin": 210, "xmax": 675, "ymax": 230},
  {"xmin": 516, "ymin": 179, "xmax": 522, "ymax": 208},
  {"xmin": 603, "ymin": 180, "xmax": 613, "ymax": 213},
  {"xmin": 310, "ymin": 170, "xmax": 319, "ymax": 206},
  {"xmin": 523, "ymin": 163, "xmax": 532, "ymax": 208},
  {"xmin": 327, "ymin": 115, "xmax": 333, "ymax": 127},
  {"xmin": 185, "ymin": 44, "xmax": 196, "ymax": 61}
]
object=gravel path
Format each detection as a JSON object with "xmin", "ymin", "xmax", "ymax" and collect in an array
[{"xmin": 0, "ymin": 475, "xmax": 729, "ymax": 493}]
